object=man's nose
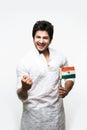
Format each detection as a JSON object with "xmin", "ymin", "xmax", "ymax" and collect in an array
[{"xmin": 39, "ymin": 38, "xmax": 44, "ymax": 43}]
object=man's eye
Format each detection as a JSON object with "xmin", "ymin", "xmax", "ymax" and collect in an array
[
  {"xmin": 36, "ymin": 36, "xmax": 40, "ymax": 38},
  {"xmin": 43, "ymin": 37, "xmax": 49, "ymax": 39}
]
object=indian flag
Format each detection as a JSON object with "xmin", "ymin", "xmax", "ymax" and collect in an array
[{"xmin": 60, "ymin": 66, "xmax": 76, "ymax": 79}]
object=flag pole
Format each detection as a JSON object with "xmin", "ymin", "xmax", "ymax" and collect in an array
[{"xmin": 59, "ymin": 68, "xmax": 62, "ymax": 86}]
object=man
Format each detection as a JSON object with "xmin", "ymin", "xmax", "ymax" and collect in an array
[{"xmin": 16, "ymin": 20, "xmax": 74, "ymax": 130}]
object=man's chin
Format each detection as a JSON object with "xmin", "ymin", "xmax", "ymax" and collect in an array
[
  {"xmin": 36, "ymin": 46, "xmax": 48, "ymax": 54},
  {"xmin": 38, "ymin": 49, "xmax": 45, "ymax": 54},
  {"xmin": 37, "ymin": 47, "xmax": 45, "ymax": 53}
]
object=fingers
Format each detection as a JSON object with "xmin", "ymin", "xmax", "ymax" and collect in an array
[
  {"xmin": 21, "ymin": 75, "xmax": 32, "ymax": 91},
  {"xmin": 58, "ymin": 86, "xmax": 68, "ymax": 98},
  {"xmin": 22, "ymin": 75, "xmax": 32, "ymax": 85}
]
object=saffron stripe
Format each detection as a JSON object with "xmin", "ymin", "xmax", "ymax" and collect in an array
[{"xmin": 61, "ymin": 66, "xmax": 75, "ymax": 72}]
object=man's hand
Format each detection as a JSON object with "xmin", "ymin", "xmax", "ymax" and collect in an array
[
  {"xmin": 58, "ymin": 86, "xmax": 68, "ymax": 98},
  {"xmin": 17, "ymin": 75, "xmax": 32, "ymax": 100},
  {"xmin": 58, "ymin": 80, "xmax": 74, "ymax": 98},
  {"xmin": 21, "ymin": 75, "xmax": 32, "ymax": 92}
]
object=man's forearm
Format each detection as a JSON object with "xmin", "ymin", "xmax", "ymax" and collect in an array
[
  {"xmin": 65, "ymin": 80, "xmax": 74, "ymax": 93},
  {"xmin": 17, "ymin": 88, "xmax": 28, "ymax": 100}
]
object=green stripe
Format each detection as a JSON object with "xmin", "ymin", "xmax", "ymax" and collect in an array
[{"xmin": 62, "ymin": 74, "xmax": 76, "ymax": 79}]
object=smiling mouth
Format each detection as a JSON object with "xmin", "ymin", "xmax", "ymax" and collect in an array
[{"xmin": 37, "ymin": 42, "xmax": 46, "ymax": 48}]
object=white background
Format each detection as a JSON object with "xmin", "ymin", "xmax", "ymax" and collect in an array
[{"xmin": 0, "ymin": 0, "xmax": 87, "ymax": 130}]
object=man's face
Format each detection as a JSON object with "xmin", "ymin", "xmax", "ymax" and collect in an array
[{"xmin": 33, "ymin": 30, "xmax": 51, "ymax": 53}]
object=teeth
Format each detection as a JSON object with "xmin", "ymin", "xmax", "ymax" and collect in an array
[{"xmin": 37, "ymin": 43, "xmax": 45, "ymax": 46}]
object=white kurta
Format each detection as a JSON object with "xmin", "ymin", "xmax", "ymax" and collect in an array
[{"xmin": 16, "ymin": 47, "xmax": 68, "ymax": 130}]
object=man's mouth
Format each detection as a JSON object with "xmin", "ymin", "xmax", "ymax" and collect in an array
[{"xmin": 37, "ymin": 42, "xmax": 46, "ymax": 48}]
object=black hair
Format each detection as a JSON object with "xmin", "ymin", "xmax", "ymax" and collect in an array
[{"xmin": 32, "ymin": 20, "xmax": 54, "ymax": 41}]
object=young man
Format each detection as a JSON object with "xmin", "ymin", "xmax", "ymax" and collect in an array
[{"xmin": 16, "ymin": 20, "xmax": 74, "ymax": 130}]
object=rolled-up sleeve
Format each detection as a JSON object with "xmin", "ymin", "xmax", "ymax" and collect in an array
[{"xmin": 16, "ymin": 61, "xmax": 29, "ymax": 90}]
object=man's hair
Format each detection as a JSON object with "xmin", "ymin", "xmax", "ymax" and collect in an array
[{"xmin": 32, "ymin": 20, "xmax": 54, "ymax": 41}]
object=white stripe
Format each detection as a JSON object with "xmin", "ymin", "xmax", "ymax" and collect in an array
[{"xmin": 61, "ymin": 70, "xmax": 75, "ymax": 76}]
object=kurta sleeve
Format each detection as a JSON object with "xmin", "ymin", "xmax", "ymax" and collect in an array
[
  {"xmin": 16, "ymin": 60, "xmax": 29, "ymax": 90},
  {"xmin": 61, "ymin": 54, "xmax": 75, "ymax": 83}
]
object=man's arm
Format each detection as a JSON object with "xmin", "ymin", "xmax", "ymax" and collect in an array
[
  {"xmin": 17, "ymin": 75, "xmax": 32, "ymax": 100},
  {"xmin": 17, "ymin": 88, "xmax": 28, "ymax": 100},
  {"xmin": 58, "ymin": 80, "xmax": 74, "ymax": 98}
]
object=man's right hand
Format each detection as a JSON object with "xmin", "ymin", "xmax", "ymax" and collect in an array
[{"xmin": 21, "ymin": 75, "xmax": 32, "ymax": 92}]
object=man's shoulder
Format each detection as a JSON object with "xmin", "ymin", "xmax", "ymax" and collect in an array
[
  {"xmin": 50, "ymin": 47, "xmax": 68, "ymax": 65},
  {"xmin": 50, "ymin": 47, "xmax": 65, "ymax": 57}
]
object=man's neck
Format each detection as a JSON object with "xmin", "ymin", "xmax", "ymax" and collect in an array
[{"xmin": 40, "ymin": 48, "xmax": 50, "ymax": 62}]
